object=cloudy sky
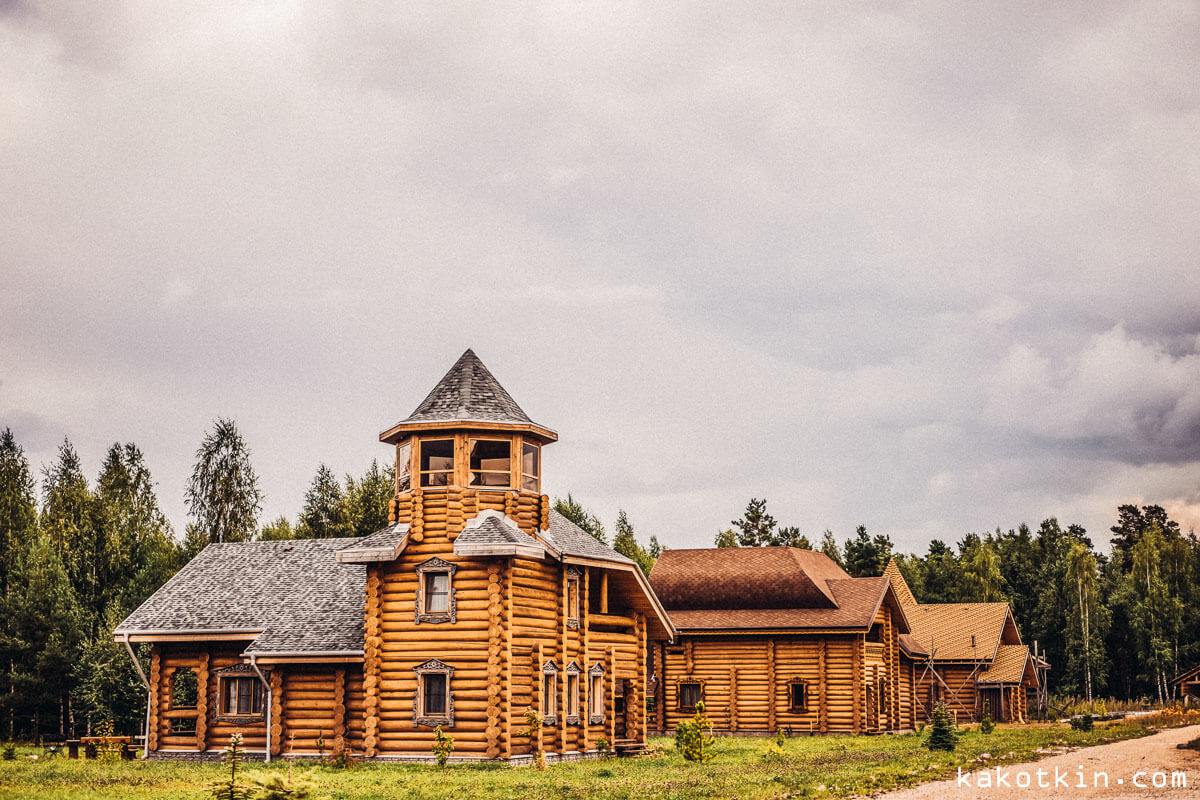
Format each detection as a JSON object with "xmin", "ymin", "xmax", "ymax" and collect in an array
[{"xmin": 3, "ymin": 1, "xmax": 1198, "ymax": 553}]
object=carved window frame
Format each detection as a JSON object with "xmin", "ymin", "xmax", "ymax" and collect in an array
[
  {"xmin": 414, "ymin": 557, "xmax": 457, "ymax": 624},
  {"xmin": 541, "ymin": 660, "xmax": 559, "ymax": 725},
  {"xmin": 413, "ymin": 658, "xmax": 455, "ymax": 728},
  {"xmin": 564, "ymin": 662, "xmax": 581, "ymax": 725},
  {"xmin": 565, "ymin": 567, "xmax": 582, "ymax": 629},
  {"xmin": 213, "ymin": 664, "xmax": 266, "ymax": 725},
  {"xmin": 588, "ymin": 663, "xmax": 606, "ymax": 724},
  {"xmin": 676, "ymin": 678, "xmax": 704, "ymax": 712},
  {"xmin": 787, "ymin": 679, "xmax": 809, "ymax": 713}
]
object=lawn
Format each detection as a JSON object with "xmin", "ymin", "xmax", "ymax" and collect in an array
[{"xmin": 4, "ymin": 710, "xmax": 1199, "ymax": 800}]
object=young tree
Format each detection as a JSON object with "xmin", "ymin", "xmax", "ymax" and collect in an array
[
  {"xmin": 713, "ymin": 528, "xmax": 737, "ymax": 547},
  {"xmin": 184, "ymin": 418, "xmax": 262, "ymax": 546},
  {"xmin": 731, "ymin": 498, "xmax": 776, "ymax": 547},
  {"xmin": 553, "ymin": 494, "xmax": 607, "ymax": 545},
  {"xmin": 963, "ymin": 541, "xmax": 1005, "ymax": 602},
  {"xmin": 773, "ymin": 526, "xmax": 810, "ymax": 549},
  {"xmin": 1065, "ymin": 541, "xmax": 1107, "ymax": 701},
  {"xmin": 612, "ymin": 509, "xmax": 654, "ymax": 575},
  {"xmin": 819, "ymin": 530, "xmax": 844, "ymax": 567},
  {"xmin": 297, "ymin": 464, "xmax": 351, "ymax": 539},
  {"xmin": 343, "ymin": 460, "xmax": 394, "ymax": 537},
  {"xmin": 259, "ymin": 516, "xmax": 296, "ymax": 541}
]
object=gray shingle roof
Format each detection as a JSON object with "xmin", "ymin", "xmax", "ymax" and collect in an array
[
  {"xmin": 336, "ymin": 522, "xmax": 409, "ymax": 563},
  {"xmin": 456, "ymin": 511, "xmax": 542, "ymax": 548},
  {"xmin": 544, "ymin": 510, "xmax": 635, "ymax": 566},
  {"xmin": 115, "ymin": 538, "xmax": 365, "ymax": 655},
  {"xmin": 398, "ymin": 349, "xmax": 534, "ymax": 426}
]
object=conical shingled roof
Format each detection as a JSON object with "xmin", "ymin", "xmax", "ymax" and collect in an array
[{"xmin": 400, "ymin": 349, "xmax": 534, "ymax": 426}]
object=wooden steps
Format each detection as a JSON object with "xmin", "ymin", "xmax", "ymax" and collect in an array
[{"xmin": 613, "ymin": 738, "xmax": 649, "ymax": 757}]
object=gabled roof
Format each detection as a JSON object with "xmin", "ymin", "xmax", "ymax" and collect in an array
[
  {"xmin": 544, "ymin": 511, "xmax": 636, "ymax": 566},
  {"xmin": 380, "ymin": 349, "xmax": 557, "ymax": 443},
  {"xmin": 905, "ymin": 602, "xmax": 1014, "ymax": 662},
  {"xmin": 337, "ymin": 522, "xmax": 408, "ymax": 563},
  {"xmin": 115, "ymin": 538, "xmax": 365, "ymax": 656},
  {"xmin": 1172, "ymin": 662, "xmax": 1200, "ymax": 686},
  {"xmin": 882, "ymin": 557, "xmax": 918, "ymax": 608},
  {"xmin": 978, "ymin": 643, "xmax": 1038, "ymax": 686}
]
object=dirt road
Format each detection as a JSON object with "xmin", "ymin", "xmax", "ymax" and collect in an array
[{"xmin": 877, "ymin": 725, "xmax": 1200, "ymax": 799}]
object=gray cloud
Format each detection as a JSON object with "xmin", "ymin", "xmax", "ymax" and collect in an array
[{"xmin": 2, "ymin": 1, "xmax": 1198, "ymax": 551}]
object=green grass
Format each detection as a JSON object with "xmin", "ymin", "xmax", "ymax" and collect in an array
[{"xmin": 3, "ymin": 712, "xmax": 1198, "ymax": 800}]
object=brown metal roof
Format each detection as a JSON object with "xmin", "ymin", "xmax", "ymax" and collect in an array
[
  {"xmin": 979, "ymin": 644, "xmax": 1037, "ymax": 686},
  {"xmin": 905, "ymin": 602, "xmax": 1013, "ymax": 662},
  {"xmin": 882, "ymin": 557, "xmax": 918, "ymax": 607},
  {"xmin": 899, "ymin": 633, "xmax": 929, "ymax": 657}
]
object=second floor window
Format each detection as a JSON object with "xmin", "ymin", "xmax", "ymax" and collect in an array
[
  {"xmin": 425, "ymin": 572, "xmax": 450, "ymax": 613},
  {"xmin": 415, "ymin": 557, "xmax": 457, "ymax": 624},
  {"xmin": 469, "ymin": 438, "xmax": 511, "ymax": 488},
  {"xmin": 522, "ymin": 442, "xmax": 539, "ymax": 492},
  {"xmin": 420, "ymin": 439, "xmax": 454, "ymax": 487}
]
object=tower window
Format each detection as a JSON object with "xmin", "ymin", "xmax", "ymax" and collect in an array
[
  {"xmin": 522, "ymin": 442, "xmax": 540, "ymax": 492},
  {"xmin": 469, "ymin": 438, "xmax": 511, "ymax": 488},
  {"xmin": 396, "ymin": 441, "xmax": 412, "ymax": 493},
  {"xmin": 420, "ymin": 439, "xmax": 454, "ymax": 487}
]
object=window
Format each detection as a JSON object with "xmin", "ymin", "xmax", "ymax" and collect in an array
[
  {"xmin": 415, "ymin": 557, "xmax": 457, "ymax": 623},
  {"xmin": 565, "ymin": 569, "xmax": 581, "ymax": 629},
  {"xmin": 469, "ymin": 438, "xmax": 511, "ymax": 488},
  {"xmin": 170, "ymin": 667, "xmax": 197, "ymax": 709},
  {"xmin": 565, "ymin": 663, "xmax": 581, "ymax": 724},
  {"xmin": 420, "ymin": 438, "xmax": 454, "ymax": 487},
  {"xmin": 413, "ymin": 659, "xmax": 454, "ymax": 727},
  {"xmin": 522, "ymin": 442, "xmax": 540, "ymax": 492},
  {"xmin": 541, "ymin": 661, "xmax": 558, "ymax": 724},
  {"xmin": 222, "ymin": 677, "xmax": 264, "ymax": 716},
  {"xmin": 588, "ymin": 664, "xmax": 605, "ymax": 724},
  {"xmin": 677, "ymin": 680, "xmax": 702, "ymax": 712},
  {"xmin": 396, "ymin": 441, "xmax": 412, "ymax": 493},
  {"xmin": 787, "ymin": 680, "xmax": 808, "ymax": 713}
]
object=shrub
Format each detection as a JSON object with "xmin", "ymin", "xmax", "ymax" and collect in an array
[
  {"xmin": 775, "ymin": 728, "xmax": 786, "ymax": 748},
  {"xmin": 596, "ymin": 737, "xmax": 611, "ymax": 756},
  {"xmin": 93, "ymin": 720, "xmax": 124, "ymax": 764},
  {"xmin": 254, "ymin": 763, "xmax": 319, "ymax": 800},
  {"xmin": 2, "ymin": 743, "xmax": 16, "ymax": 761},
  {"xmin": 979, "ymin": 702, "xmax": 995, "ymax": 735},
  {"xmin": 326, "ymin": 736, "xmax": 358, "ymax": 769},
  {"xmin": 432, "ymin": 725, "xmax": 454, "ymax": 768},
  {"xmin": 675, "ymin": 701, "xmax": 715, "ymax": 762},
  {"xmin": 207, "ymin": 733, "xmax": 252, "ymax": 800},
  {"xmin": 1070, "ymin": 714, "xmax": 1094, "ymax": 732},
  {"xmin": 924, "ymin": 702, "xmax": 957, "ymax": 752}
]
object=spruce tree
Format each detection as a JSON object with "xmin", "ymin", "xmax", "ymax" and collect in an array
[
  {"xmin": 924, "ymin": 702, "xmax": 956, "ymax": 751},
  {"xmin": 731, "ymin": 498, "xmax": 776, "ymax": 547},
  {"xmin": 0, "ymin": 429, "xmax": 37, "ymax": 597},
  {"xmin": 185, "ymin": 419, "xmax": 262, "ymax": 545},
  {"xmin": 613, "ymin": 510, "xmax": 654, "ymax": 575},
  {"xmin": 343, "ymin": 460, "xmax": 394, "ymax": 537},
  {"xmin": 297, "ymin": 464, "xmax": 351, "ymax": 539},
  {"xmin": 40, "ymin": 440, "xmax": 100, "ymax": 635}
]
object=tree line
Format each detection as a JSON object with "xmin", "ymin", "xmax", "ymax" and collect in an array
[{"xmin": 716, "ymin": 498, "xmax": 1199, "ymax": 705}]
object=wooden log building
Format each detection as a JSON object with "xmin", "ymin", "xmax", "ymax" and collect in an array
[
  {"xmin": 647, "ymin": 547, "xmax": 928, "ymax": 735},
  {"xmin": 115, "ymin": 349, "xmax": 675, "ymax": 762},
  {"xmin": 881, "ymin": 558, "xmax": 1044, "ymax": 723}
]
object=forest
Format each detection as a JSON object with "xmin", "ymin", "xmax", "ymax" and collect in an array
[{"xmin": 0, "ymin": 420, "xmax": 1195, "ymax": 742}]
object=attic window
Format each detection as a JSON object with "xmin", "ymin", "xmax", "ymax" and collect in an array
[
  {"xmin": 677, "ymin": 680, "xmax": 703, "ymax": 712},
  {"xmin": 420, "ymin": 439, "xmax": 454, "ymax": 487},
  {"xmin": 522, "ymin": 442, "xmax": 540, "ymax": 492},
  {"xmin": 469, "ymin": 438, "xmax": 511, "ymax": 488}
]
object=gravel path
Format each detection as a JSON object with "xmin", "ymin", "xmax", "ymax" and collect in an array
[{"xmin": 876, "ymin": 725, "xmax": 1200, "ymax": 800}]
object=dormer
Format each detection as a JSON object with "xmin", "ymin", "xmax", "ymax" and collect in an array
[{"xmin": 379, "ymin": 349, "xmax": 557, "ymax": 496}]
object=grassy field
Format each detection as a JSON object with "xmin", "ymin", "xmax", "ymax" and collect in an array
[{"xmin": 4, "ymin": 710, "xmax": 1199, "ymax": 800}]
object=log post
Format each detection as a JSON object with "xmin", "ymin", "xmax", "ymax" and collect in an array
[
  {"xmin": 270, "ymin": 669, "xmax": 284, "ymax": 756},
  {"xmin": 195, "ymin": 652, "xmax": 209, "ymax": 752},
  {"xmin": 581, "ymin": 569, "xmax": 591, "ymax": 753},
  {"xmin": 540, "ymin": 494, "xmax": 550, "ymax": 530},
  {"xmin": 333, "ymin": 668, "xmax": 346, "ymax": 743},
  {"xmin": 684, "ymin": 638, "xmax": 693, "ymax": 675},
  {"xmin": 818, "ymin": 640, "xmax": 828, "ymax": 733},
  {"xmin": 363, "ymin": 566, "xmax": 383, "ymax": 757},
  {"xmin": 447, "ymin": 488, "xmax": 464, "ymax": 540},
  {"xmin": 535, "ymin": 644, "xmax": 545, "ymax": 756},
  {"xmin": 502, "ymin": 562, "xmax": 515, "ymax": 759},
  {"xmin": 852, "ymin": 635, "xmax": 863, "ymax": 733},
  {"xmin": 767, "ymin": 639, "xmax": 776, "ymax": 732},
  {"xmin": 600, "ymin": 572, "xmax": 609, "ymax": 615},
  {"xmin": 148, "ymin": 647, "xmax": 161, "ymax": 751},
  {"xmin": 729, "ymin": 668, "xmax": 738, "ymax": 733},
  {"xmin": 486, "ymin": 562, "xmax": 503, "ymax": 759},
  {"xmin": 654, "ymin": 642, "xmax": 665, "ymax": 734},
  {"xmin": 410, "ymin": 490, "xmax": 424, "ymax": 543},
  {"xmin": 637, "ymin": 614, "xmax": 648, "ymax": 744},
  {"xmin": 607, "ymin": 646, "xmax": 616, "ymax": 744}
]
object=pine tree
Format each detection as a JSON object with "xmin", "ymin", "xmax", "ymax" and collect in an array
[
  {"xmin": 0, "ymin": 428, "xmax": 38, "ymax": 740},
  {"xmin": 843, "ymin": 525, "xmax": 892, "ymax": 577},
  {"xmin": 714, "ymin": 528, "xmax": 737, "ymax": 547},
  {"xmin": 553, "ymin": 494, "xmax": 607, "ymax": 545},
  {"xmin": 731, "ymin": 498, "xmax": 776, "ymax": 547},
  {"xmin": 185, "ymin": 418, "xmax": 262, "ymax": 545},
  {"xmin": 774, "ymin": 526, "xmax": 810, "ymax": 548},
  {"xmin": 297, "ymin": 464, "xmax": 351, "ymax": 539},
  {"xmin": 40, "ymin": 440, "xmax": 100, "ymax": 636},
  {"xmin": 923, "ymin": 702, "xmax": 957, "ymax": 751},
  {"xmin": 819, "ymin": 530, "xmax": 843, "ymax": 567}
]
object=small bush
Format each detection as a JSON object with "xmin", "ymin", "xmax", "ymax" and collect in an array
[
  {"xmin": 254, "ymin": 764, "xmax": 319, "ymax": 800},
  {"xmin": 979, "ymin": 702, "xmax": 995, "ymax": 735},
  {"xmin": 775, "ymin": 728, "xmax": 786, "ymax": 748},
  {"xmin": 207, "ymin": 733, "xmax": 252, "ymax": 800},
  {"xmin": 1, "ymin": 742, "xmax": 15, "ymax": 760},
  {"xmin": 675, "ymin": 701, "xmax": 715, "ymax": 762},
  {"xmin": 924, "ymin": 702, "xmax": 957, "ymax": 752},
  {"xmin": 326, "ymin": 736, "xmax": 358, "ymax": 769},
  {"xmin": 93, "ymin": 720, "xmax": 124, "ymax": 763},
  {"xmin": 596, "ymin": 736, "xmax": 611, "ymax": 756},
  {"xmin": 1070, "ymin": 714, "xmax": 1094, "ymax": 732},
  {"xmin": 432, "ymin": 725, "xmax": 454, "ymax": 768}
]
